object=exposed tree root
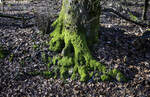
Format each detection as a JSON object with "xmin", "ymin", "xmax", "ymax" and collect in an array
[{"xmin": 49, "ymin": 15, "xmax": 126, "ymax": 82}]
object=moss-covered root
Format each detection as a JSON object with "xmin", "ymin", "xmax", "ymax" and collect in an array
[
  {"xmin": 101, "ymin": 69, "xmax": 127, "ymax": 82},
  {"xmin": 48, "ymin": 0, "xmax": 126, "ymax": 82},
  {"xmin": 49, "ymin": 30, "xmax": 126, "ymax": 82},
  {"xmin": 48, "ymin": 24, "xmax": 126, "ymax": 81},
  {"xmin": 49, "ymin": 55, "xmax": 126, "ymax": 82}
]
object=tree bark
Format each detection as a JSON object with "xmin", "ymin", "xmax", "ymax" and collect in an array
[
  {"xmin": 142, "ymin": 0, "xmax": 149, "ymax": 20},
  {"xmin": 49, "ymin": 0, "xmax": 126, "ymax": 82}
]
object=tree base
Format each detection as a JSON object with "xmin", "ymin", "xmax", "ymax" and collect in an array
[
  {"xmin": 48, "ymin": 18, "xmax": 126, "ymax": 82},
  {"xmin": 48, "ymin": 0, "xmax": 126, "ymax": 82}
]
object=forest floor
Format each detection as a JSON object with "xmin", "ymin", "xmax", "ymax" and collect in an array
[{"xmin": 0, "ymin": 0, "xmax": 150, "ymax": 97}]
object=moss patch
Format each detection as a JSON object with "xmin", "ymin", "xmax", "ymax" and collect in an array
[{"xmin": 101, "ymin": 74, "xmax": 110, "ymax": 81}]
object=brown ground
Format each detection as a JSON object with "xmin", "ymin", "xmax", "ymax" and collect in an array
[{"xmin": 0, "ymin": 0, "xmax": 150, "ymax": 97}]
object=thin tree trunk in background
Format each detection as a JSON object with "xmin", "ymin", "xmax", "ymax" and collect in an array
[{"xmin": 142, "ymin": 0, "xmax": 149, "ymax": 20}]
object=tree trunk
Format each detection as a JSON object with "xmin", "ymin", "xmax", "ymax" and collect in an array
[
  {"xmin": 49, "ymin": 0, "xmax": 126, "ymax": 82},
  {"xmin": 142, "ymin": 0, "xmax": 149, "ymax": 20}
]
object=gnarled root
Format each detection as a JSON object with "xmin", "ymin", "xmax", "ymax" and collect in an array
[
  {"xmin": 49, "ymin": 20, "xmax": 126, "ymax": 82},
  {"xmin": 48, "ymin": 0, "xmax": 126, "ymax": 82}
]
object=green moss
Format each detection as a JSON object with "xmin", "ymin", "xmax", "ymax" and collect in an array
[
  {"xmin": 9, "ymin": 54, "xmax": 14, "ymax": 62},
  {"xmin": 95, "ymin": 73, "xmax": 99, "ymax": 77},
  {"xmin": 47, "ymin": 57, "xmax": 52, "ymax": 68},
  {"xmin": 41, "ymin": 52, "xmax": 47, "ymax": 62},
  {"xmin": 89, "ymin": 72, "xmax": 94, "ymax": 78},
  {"xmin": 53, "ymin": 56, "xmax": 73, "ymax": 79},
  {"xmin": 78, "ymin": 66, "xmax": 88, "ymax": 81},
  {"xmin": 112, "ymin": 69, "xmax": 119, "ymax": 77},
  {"xmin": 42, "ymin": 71, "xmax": 53, "ymax": 78},
  {"xmin": 33, "ymin": 44, "xmax": 38, "ymax": 50},
  {"xmin": 28, "ymin": 70, "xmax": 54, "ymax": 78},
  {"xmin": 28, "ymin": 71, "xmax": 40, "ymax": 76},
  {"xmin": 49, "ymin": 38, "xmax": 64, "ymax": 52},
  {"xmin": 90, "ymin": 60, "xmax": 106, "ymax": 73},
  {"xmin": 116, "ymin": 72, "xmax": 127, "ymax": 82},
  {"xmin": 101, "ymin": 74, "xmax": 110, "ymax": 81},
  {"xmin": 58, "ymin": 57, "xmax": 73, "ymax": 67},
  {"xmin": 107, "ymin": 69, "xmax": 126, "ymax": 82},
  {"xmin": 52, "ymin": 55, "xmax": 61, "ymax": 65}
]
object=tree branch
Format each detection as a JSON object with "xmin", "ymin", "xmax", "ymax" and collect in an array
[
  {"xmin": 102, "ymin": 8, "xmax": 149, "ymax": 27},
  {"xmin": 0, "ymin": 13, "xmax": 35, "ymax": 20}
]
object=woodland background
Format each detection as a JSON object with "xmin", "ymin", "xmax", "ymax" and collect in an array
[{"xmin": 0, "ymin": 0, "xmax": 150, "ymax": 96}]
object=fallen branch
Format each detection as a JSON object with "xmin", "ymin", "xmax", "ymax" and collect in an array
[
  {"xmin": 102, "ymin": 8, "xmax": 149, "ymax": 27},
  {"xmin": 0, "ymin": 13, "xmax": 35, "ymax": 28},
  {"xmin": 0, "ymin": 13, "xmax": 35, "ymax": 20},
  {"xmin": 0, "ymin": 13, "xmax": 22, "ymax": 20}
]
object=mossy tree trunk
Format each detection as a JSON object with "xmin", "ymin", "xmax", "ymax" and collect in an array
[{"xmin": 49, "ymin": 0, "xmax": 126, "ymax": 82}]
